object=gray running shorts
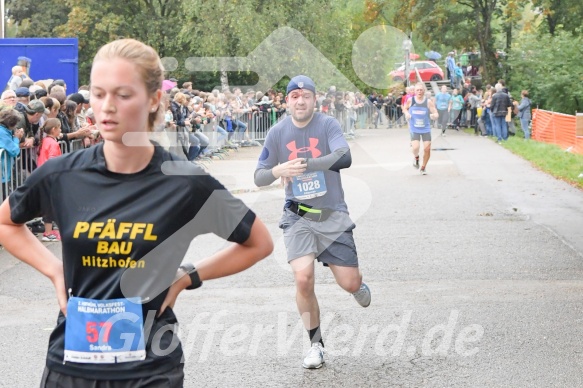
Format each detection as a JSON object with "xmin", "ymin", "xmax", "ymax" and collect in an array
[
  {"xmin": 279, "ymin": 208, "xmax": 359, "ymax": 267},
  {"xmin": 411, "ymin": 132, "xmax": 431, "ymax": 141}
]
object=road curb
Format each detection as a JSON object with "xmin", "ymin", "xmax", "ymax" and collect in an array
[{"xmin": 229, "ymin": 183, "xmax": 282, "ymax": 195}]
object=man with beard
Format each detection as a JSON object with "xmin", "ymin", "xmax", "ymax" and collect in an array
[{"xmin": 254, "ymin": 75, "xmax": 371, "ymax": 370}]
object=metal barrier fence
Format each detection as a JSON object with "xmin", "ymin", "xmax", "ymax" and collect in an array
[
  {"xmin": 1, "ymin": 111, "xmax": 290, "ymax": 201},
  {"xmin": 1, "ymin": 105, "xmax": 409, "ymax": 202},
  {"xmin": 57, "ymin": 138, "xmax": 85, "ymax": 155},
  {"xmin": 200, "ymin": 123, "xmax": 221, "ymax": 151},
  {"xmin": 220, "ymin": 110, "xmax": 288, "ymax": 142},
  {"xmin": 1, "ymin": 146, "xmax": 35, "ymax": 202},
  {"xmin": 362, "ymin": 102, "xmax": 456, "ymax": 130},
  {"xmin": 326, "ymin": 103, "xmax": 406, "ymax": 133},
  {"xmin": 160, "ymin": 122, "xmax": 230, "ymax": 161},
  {"xmin": 1, "ymin": 138, "xmax": 86, "ymax": 202},
  {"xmin": 207, "ymin": 104, "xmax": 408, "ymax": 144}
]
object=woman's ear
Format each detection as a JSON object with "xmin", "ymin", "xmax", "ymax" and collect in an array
[{"xmin": 151, "ymin": 89, "xmax": 163, "ymax": 112}]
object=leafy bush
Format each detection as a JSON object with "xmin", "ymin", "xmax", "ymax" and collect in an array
[{"xmin": 509, "ymin": 28, "xmax": 583, "ymax": 114}]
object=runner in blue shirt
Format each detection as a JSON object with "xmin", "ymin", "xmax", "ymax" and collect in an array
[
  {"xmin": 435, "ymin": 86, "xmax": 452, "ymax": 136},
  {"xmin": 450, "ymin": 89, "xmax": 465, "ymax": 130},
  {"xmin": 404, "ymin": 82, "xmax": 439, "ymax": 175}
]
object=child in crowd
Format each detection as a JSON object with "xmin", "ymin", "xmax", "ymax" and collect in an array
[
  {"xmin": 254, "ymin": 96, "xmax": 273, "ymax": 133},
  {"xmin": 82, "ymin": 109, "xmax": 101, "ymax": 148},
  {"xmin": 165, "ymin": 108, "xmax": 174, "ymax": 126},
  {"xmin": 204, "ymin": 95, "xmax": 228, "ymax": 145},
  {"xmin": 222, "ymin": 99, "xmax": 234, "ymax": 133},
  {"xmin": 37, "ymin": 118, "xmax": 62, "ymax": 242}
]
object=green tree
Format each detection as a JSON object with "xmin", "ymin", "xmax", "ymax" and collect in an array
[
  {"xmin": 5, "ymin": 0, "xmax": 70, "ymax": 37},
  {"xmin": 55, "ymin": 0, "xmax": 185, "ymax": 84},
  {"xmin": 348, "ymin": 0, "xmax": 411, "ymax": 92},
  {"xmin": 531, "ymin": 0, "xmax": 583, "ymax": 36},
  {"xmin": 180, "ymin": 0, "xmax": 281, "ymax": 91},
  {"xmin": 501, "ymin": 0, "xmax": 530, "ymax": 51},
  {"xmin": 509, "ymin": 27, "xmax": 583, "ymax": 114},
  {"xmin": 391, "ymin": 0, "xmax": 503, "ymax": 83},
  {"xmin": 180, "ymin": 0, "xmax": 353, "ymax": 92},
  {"xmin": 275, "ymin": 0, "xmax": 353, "ymax": 89}
]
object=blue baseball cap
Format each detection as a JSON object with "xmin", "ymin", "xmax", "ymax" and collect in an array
[
  {"xmin": 15, "ymin": 87, "xmax": 30, "ymax": 97},
  {"xmin": 286, "ymin": 75, "xmax": 316, "ymax": 95}
]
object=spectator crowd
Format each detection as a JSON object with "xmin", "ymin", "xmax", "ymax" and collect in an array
[
  {"xmin": 1, "ymin": 61, "xmax": 532, "ymax": 242},
  {"xmin": 364, "ymin": 77, "xmax": 531, "ymax": 144}
]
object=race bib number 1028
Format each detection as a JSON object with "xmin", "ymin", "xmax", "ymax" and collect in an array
[{"xmin": 292, "ymin": 171, "xmax": 327, "ymax": 200}]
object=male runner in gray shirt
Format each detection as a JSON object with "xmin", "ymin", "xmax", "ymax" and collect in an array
[{"xmin": 255, "ymin": 75, "xmax": 371, "ymax": 369}]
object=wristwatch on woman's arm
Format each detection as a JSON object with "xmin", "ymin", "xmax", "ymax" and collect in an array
[{"xmin": 178, "ymin": 263, "xmax": 203, "ymax": 290}]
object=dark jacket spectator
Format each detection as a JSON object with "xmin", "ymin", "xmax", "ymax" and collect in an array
[
  {"xmin": 171, "ymin": 93, "xmax": 189, "ymax": 127},
  {"xmin": 490, "ymin": 87, "xmax": 511, "ymax": 117},
  {"xmin": 15, "ymin": 99, "xmax": 47, "ymax": 146}
]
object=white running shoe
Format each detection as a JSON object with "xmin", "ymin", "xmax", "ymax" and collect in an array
[
  {"xmin": 352, "ymin": 282, "xmax": 371, "ymax": 307},
  {"xmin": 42, "ymin": 232, "xmax": 61, "ymax": 242},
  {"xmin": 302, "ymin": 343, "xmax": 325, "ymax": 369}
]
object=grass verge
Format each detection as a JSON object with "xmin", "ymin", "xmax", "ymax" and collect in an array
[
  {"xmin": 461, "ymin": 125, "xmax": 583, "ymax": 189},
  {"xmin": 501, "ymin": 136, "xmax": 583, "ymax": 190}
]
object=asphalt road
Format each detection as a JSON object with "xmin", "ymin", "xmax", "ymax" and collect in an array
[{"xmin": 1, "ymin": 127, "xmax": 582, "ymax": 387}]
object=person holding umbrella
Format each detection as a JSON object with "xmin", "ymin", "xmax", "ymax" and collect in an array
[{"xmin": 425, "ymin": 51, "xmax": 442, "ymax": 63}]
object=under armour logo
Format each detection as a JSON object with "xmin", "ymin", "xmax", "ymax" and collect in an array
[
  {"xmin": 286, "ymin": 138, "xmax": 321, "ymax": 160},
  {"xmin": 298, "ymin": 82, "xmax": 304, "ymax": 88}
]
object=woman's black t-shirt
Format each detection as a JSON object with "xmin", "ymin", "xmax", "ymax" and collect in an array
[{"xmin": 9, "ymin": 142, "xmax": 256, "ymax": 380}]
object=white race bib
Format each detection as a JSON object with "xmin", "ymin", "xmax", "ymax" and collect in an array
[{"xmin": 292, "ymin": 171, "xmax": 327, "ymax": 200}]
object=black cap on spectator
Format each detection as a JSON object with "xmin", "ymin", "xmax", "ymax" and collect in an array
[
  {"xmin": 35, "ymin": 89, "xmax": 48, "ymax": 99},
  {"xmin": 68, "ymin": 92, "xmax": 89, "ymax": 105}
]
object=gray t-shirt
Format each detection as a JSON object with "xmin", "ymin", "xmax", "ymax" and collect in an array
[
  {"xmin": 469, "ymin": 94, "xmax": 481, "ymax": 109},
  {"xmin": 7, "ymin": 75, "xmax": 22, "ymax": 91},
  {"xmin": 256, "ymin": 113, "xmax": 349, "ymax": 212}
]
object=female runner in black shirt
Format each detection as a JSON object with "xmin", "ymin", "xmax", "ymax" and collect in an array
[{"xmin": 0, "ymin": 38, "xmax": 273, "ymax": 387}]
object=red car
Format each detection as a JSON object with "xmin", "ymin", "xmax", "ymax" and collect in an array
[{"xmin": 389, "ymin": 61, "xmax": 444, "ymax": 82}]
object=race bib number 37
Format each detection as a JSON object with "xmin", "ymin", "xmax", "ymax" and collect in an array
[{"xmin": 64, "ymin": 296, "xmax": 146, "ymax": 364}]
